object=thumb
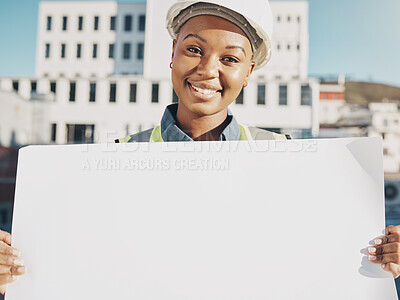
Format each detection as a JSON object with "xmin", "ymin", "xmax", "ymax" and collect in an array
[
  {"xmin": 382, "ymin": 263, "xmax": 400, "ymax": 279},
  {"xmin": 0, "ymin": 231, "xmax": 11, "ymax": 246}
]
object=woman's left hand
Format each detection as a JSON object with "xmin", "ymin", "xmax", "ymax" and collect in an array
[{"xmin": 368, "ymin": 225, "xmax": 400, "ymax": 278}]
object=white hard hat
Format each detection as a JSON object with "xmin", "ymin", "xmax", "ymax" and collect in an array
[{"xmin": 166, "ymin": 0, "xmax": 273, "ymax": 70}]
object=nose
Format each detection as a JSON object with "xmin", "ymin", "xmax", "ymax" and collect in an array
[{"xmin": 196, "ymin": 55, "xmax": 220, "ymax": 79}]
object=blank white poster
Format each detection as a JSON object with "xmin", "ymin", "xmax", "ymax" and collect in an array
[{"xmin": 6, "ymin": 137, "xmax": 398, "ymax": 299}]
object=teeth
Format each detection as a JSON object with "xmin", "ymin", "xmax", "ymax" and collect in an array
[{"xmin": 191, "ymin": 84, "xmax": 219, "ymax": 95}]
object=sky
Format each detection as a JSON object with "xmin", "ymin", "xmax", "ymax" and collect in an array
[{"xmin": 1, "ymin": 0, "xmax": 400, "ymax": 87}]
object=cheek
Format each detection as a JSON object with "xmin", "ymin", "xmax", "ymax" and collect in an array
[
  {"xmin": 173, "ymin": 52, "xmax": 199, "ymax": 75},
  {"xmin": 223, "ymin": 68, "xmax": 248, "ymax": 90}
]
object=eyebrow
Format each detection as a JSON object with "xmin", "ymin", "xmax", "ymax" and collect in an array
[
  {"xmin": 183, "ymin": 33, "xmax": 207, "ymax": 43},
  {"xmin": 225, "ymin": 45, "xmax": 247, "ymax": 56}
]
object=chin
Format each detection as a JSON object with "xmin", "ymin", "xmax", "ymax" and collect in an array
[{"xmin": 188, "ymin": 102, "xmax": 226, "ymax": 117}]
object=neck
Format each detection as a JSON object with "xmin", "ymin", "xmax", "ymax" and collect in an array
[{"xmin": 176, "ymin": 104, "xmax": 229, "ymax": 141}]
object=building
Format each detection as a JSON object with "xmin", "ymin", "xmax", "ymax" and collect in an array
[
  {"xmin": 36, "ymin": 2, "xmax": 146, "ymax": 78},
  {"xmin": 0, "ymin": 0, "xmax": 319, "ymax": 144},
  {"xmin": 319, "ymin": 81, "xmax": 346, "ymax": 126},
  {"xmin": 369, "ymin": 102, "xmax": 400, "ymax": 174}
]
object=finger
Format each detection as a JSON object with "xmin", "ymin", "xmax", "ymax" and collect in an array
[
  {"xmin": 369, "ymin": 242, "xmax": 400, "ymax": 255},
  {"xmin": 0, "ymin": 241, "xmax": 21, "ymax": 257},
  {"xmin": 374, "ymin": 233, "xmax": 400, "ymax": 245},
  {"xmin": 0, "ymin": 274, "xmax": 17, "ymax": 287},
  {"xmin": 382, "ymin": 263, "xmax": 400, "ymax": 279},
  {"xmin": 10, "ymin": 265, "xmax": 26, "ymax": 275},
  {"xmin": 386, "ymin": 225, "xmax": 400, "ymax": 236},
  {"xmin": 369, "ymin": 253, "xmax": 400, "ymax": 264},
  {"xmin": 0, "ymin": 265, "xmax": 25, "ymax": 276},
  {"xmin": 0, "ymin": 254, "xmax": 24, "ymax": 267},
  {"xmin": 0, "ymin": 231, "xmax": 11, "ymax": 246}
]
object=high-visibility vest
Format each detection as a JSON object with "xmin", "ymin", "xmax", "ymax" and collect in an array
[{"xmin": 115, "ymin": 124, "xmax": 289, "ymax": 143}]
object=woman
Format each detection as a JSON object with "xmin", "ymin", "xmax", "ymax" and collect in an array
[{"xmin": 1, "ymin": 0, "xmax": 399, "ymax": 294}]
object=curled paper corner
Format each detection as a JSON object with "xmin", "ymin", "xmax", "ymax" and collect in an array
[{"xmin": 346, "ymin": 138, "xmax": 384, "ymax": 185}]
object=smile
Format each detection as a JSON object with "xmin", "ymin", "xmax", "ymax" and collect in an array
[
  {"xmin": 187, "ymin": 82, "xmax": 222, "ymax": 99},
  {"xmin": 191, "ymin": 85, "xmax": 219, "ymax": 95}
]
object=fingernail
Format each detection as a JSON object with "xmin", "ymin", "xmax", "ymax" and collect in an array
[
  {"xmin": 11, "ymin": 248, "xmax": 21, "ymax": 257},
  {"xmin": 381, "ymin": 264, "xmax": 386, "ymax": 269},
  {"xmin": 11, "ymin": 275, "xmax": 17, "ymax": 281},
  {"xmin": 374, "ymin": 238, "xmax": 382, "ymax": 245},
  {"xmin": 16, "ymin": 266, "xmax": 26, "ymax": 273},
  {"xmin": 368, "ymin": 247, "xmax": 376, "ymax": 254},
  {"xmin": 369, "ymin": 255, "xmax": 377, "ymax": 261},
  {"xmin": 14, "ymin": 258, "xmax": 24, "ymax": 266}
]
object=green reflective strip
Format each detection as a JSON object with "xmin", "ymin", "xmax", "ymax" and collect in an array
[
  {"xmin": 118, "ymin": 135, "xmax": 132, "ymax": 143},
  {"xmin": 239, "ymin": 124, "xmax": 248, "ymax": 141},
  {"xmin": 149, "ymin": 126, "xmax": 164, "ymax": 142}
]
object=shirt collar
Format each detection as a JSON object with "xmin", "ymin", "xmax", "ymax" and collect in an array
[{"xmin": 160, "ymin": 103, "xmax": 241, "ymax": 142}]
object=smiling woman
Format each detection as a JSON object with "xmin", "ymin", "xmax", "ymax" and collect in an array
[
  {"xmin": 115, "ymin": 0, "xmax": 289, "ymax": 143},
  {"xmin": 0, "ymin": 0, "xmax": 400, "ymax": 295}
]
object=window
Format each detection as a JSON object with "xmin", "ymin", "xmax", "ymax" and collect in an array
[
  {"xmin": 110, "ymin": 16, "xmax": 116, "ymax": 30},
  {"xmin": 138, "ymin": 15, "xmax": 145, "ymax": 31},
  {"xmin": 89, "ymin": 83, "xmax": 96, "ymax": 102},
  {"xmin": 137, "ymin": 43, "xmax": 144, "ymax": 60},
  {"xmin": 62, "ymin": 16, "xmax": 68, "ymax": 31},
  {"xmin": 297, "ymin": 43, "xmax": 300, "ymax": 51},
  {"xmin": 383, "ymin": 148, "xmax": 388, "ymax": 155},
  {"xmin": 129, "ymin": 83, "xmax": 137, "ymax": 102},
  {"xmin": 94, "ymin": 16, "xmax": 99, "ymax": 31},
  {"xmin": 78, "ymin": 16, "xmax": 83, "ymax": 31},
  {"xmin": 236, "ymin": 88, "xmax": 244, "ymax": 104},
  {"xmin": 50, "ymin": 81, "xmax": 56, "ymax": 94},
  {"xmin": 277, "ymin": 43, "xmax": 281, "ymax": 51},
  {"xmin": 109, "ymin": 44, "xmax": 114, "ymax": 58},
  {"xmin": 77, "ymin": 44, "xmax": 82, "ymax": 58},
  {"xmin": 124, "ymin": 15, "xmax": 132, "ymax": 31},
  {"xmin": 46, "ymin": 16, "xmax": 52, "ymax": 31},
  {"xmin": 45, "ymin": 43, "xmax": 50, "ymax": 58},
  {"xmin": 172, "ymin": 89, "xmax": 178, "ymax": 103},
  {"xmin": 301, "ymin": 85, "xmax": 312, "ymax": 106},
  {"xmin": 151, "ymin": 83, "xmax": 159, "ymax": 103},
  {"xmin": 297, "ymin": 16, "xmax": 301, "ymax": 23},
  {"xmin": 69, "ymin": 82, "xmax": 76, "ymax": 102},
  {"xmin": 277, "ymin": 15, "xmax": 281, "ymax": 22},
  {"xmin": 66, "ymin": 124, "xmax": 95, "ymax": 143},
  {"xmin": 61, "ymin": 44, "xmax": 66, "ymax": 58},
  {"xmin": 109, "ymin": 83, "xmax": 116, "ymax": 102},
  {"xmin": 92, "ymin": 44, "xmax": 97, "ymax": 58},
  {"xmin": 257, "ymin": 84, "xmax": 266, "ymax": 105},
  {"xmin": 287, "ymin": 16, "xmax": 291, "ymax": 22},
  {"xmin": 279, "ymin": 85, "xmax": 287, "ymax": 105},
  {"xmin": 31, "ymin": 81, "xmax": 37, "ymax": 93},
  {"xmin": 123, "ymin": 43, "xmax": 131, "ymax": 59},
  {"xmin": 51, "ymin": 124, "xmax": 57, "ymax": 142},
  {"xmin": 287, "ymin": 44, "xmax": 291, "ymax": 50},
  {"xmin": 12, "ymin": 81, "xmax": 18, "ymax": 92}
]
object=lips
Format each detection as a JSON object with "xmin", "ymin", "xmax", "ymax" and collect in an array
[{"xmin": 187, "ymin": 81, "xmax": 222, "ymax": 98}]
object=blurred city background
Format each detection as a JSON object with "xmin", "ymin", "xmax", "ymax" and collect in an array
[{"xmin": 0, "ymin": 0, "xmax": 400, "ymax": 295}]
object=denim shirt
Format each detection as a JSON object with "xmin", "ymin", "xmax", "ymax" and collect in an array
[{"xmin": 160, "ymin": 103, "xmax": 241, "ymax": 142}]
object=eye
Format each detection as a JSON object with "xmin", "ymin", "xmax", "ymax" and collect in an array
[
  {"xmin": 222, "ymin": 56, "xmax": 239, "ymax": 63},
  {"xmin": 187, "ymin": 47, "xmax": 202, "ymax": 55}
]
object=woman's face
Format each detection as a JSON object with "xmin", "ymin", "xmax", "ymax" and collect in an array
[{"xmin": 171, "ymin": 15, "xmax": 255, "ymax": 118}]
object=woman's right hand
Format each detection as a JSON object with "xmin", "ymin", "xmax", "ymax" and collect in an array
[{"xmin": 0, "ymin": 230, "xmax": 25, "ymax": 294}]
